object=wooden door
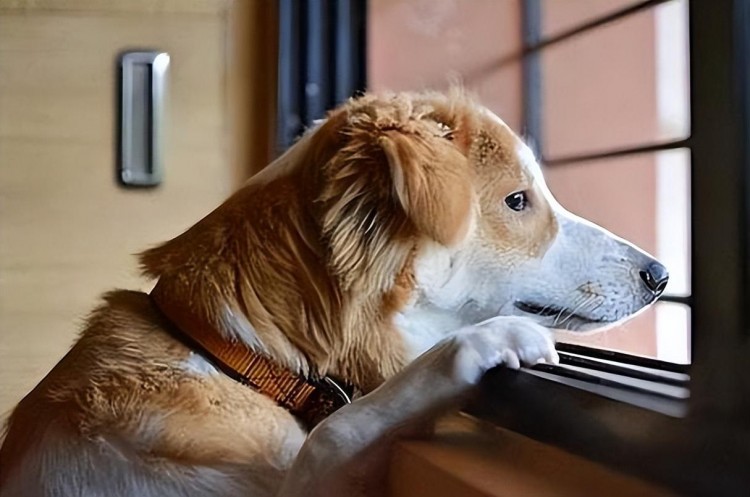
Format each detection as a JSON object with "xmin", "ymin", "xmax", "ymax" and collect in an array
[{"xmin": 0, "ymin": 0, "xmax": 276, "ymax": 414}]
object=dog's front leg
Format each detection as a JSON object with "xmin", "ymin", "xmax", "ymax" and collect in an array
[{"xmin": 278, "ymin": 316, "xmax": 558, "ymax": 497}]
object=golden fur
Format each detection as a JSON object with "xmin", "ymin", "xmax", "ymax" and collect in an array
[
  {"xmin": 1, "ymin": 291, "xmax": 301, "ymax": 489},
  {"xmin": 137, "ymin": 91, "xmax": 484, "ymax": 391},
  {"xmin": 1, "ymin": 90, "xmax": 563, "ymax": 495}
]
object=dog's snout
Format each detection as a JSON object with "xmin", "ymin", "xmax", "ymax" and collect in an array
[{"xmin": 639, "ymin": 261, "xmax": 669, "ymax": 296}]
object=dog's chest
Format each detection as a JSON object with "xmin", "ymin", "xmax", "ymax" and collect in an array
[{"xmin": 394, "ymin": 306, "xmax": 465, "ymax": 359}]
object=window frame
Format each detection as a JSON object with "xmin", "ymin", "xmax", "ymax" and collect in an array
[
  {"xmin": 276, "ymin": 0, "xmax": 367, "ymax": 152},
  {"xmin": 276, "ymin": 1, "xmax": 750, "ymax": 493},
  {"xmin": 470, "ymin": 1, "xmax": 750, "ymax": 495}
]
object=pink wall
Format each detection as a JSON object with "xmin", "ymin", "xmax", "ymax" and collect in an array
[
  {"xmin": 543, "ymin": 0, "xmax": 639, "ymax": 37},
  {"xmin": 368, "ymin": 0, "xmax": 523, "ymax": 131}
]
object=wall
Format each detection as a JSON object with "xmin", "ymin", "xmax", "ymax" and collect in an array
[{"xmin": 0, "ymin": 0, "xmax": 276, "ymax": 414}]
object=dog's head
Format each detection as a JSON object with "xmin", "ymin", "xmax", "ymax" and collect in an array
[{"xmin": 141, "ymin": 90, "xmax": 667, "ymax": 388}]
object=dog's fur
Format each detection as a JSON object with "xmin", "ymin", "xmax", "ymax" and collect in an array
[{"xmin": 0, "ymin": 91, "xmax": 665, "ymax": 497}]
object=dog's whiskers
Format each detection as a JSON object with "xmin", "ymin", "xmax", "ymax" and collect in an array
[
  {"xmin": 556, "ymin": 294, "xmax": 596, "ymax": 327},
  {"xmin": 553, "ymin": 293, "xmax": 588, "ymax": 327}
]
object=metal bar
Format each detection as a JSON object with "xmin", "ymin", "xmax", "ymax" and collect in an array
[
  {"xmin": 277, "ymin": 0, "xmax": 366, "ymax": 152},
  {"xmin": 462, "ymin": 0, "xmax": 670, "ymax": 85},
  {"xmin": 544, "ymin": 138, "xmax": 690, "ymax": 166},
  {"xmin": 276, "ymin": 0, "xmax": 303, "ymax": 151},
  {"xmin": 529, "ymin": 0, "xmax": 671, "ymax": 53},
  {"xmin": 557, "ymin": 353, "xmax": 689, "ymax": 387},
  {"xmin": 353, "ymin": 0, "xmax": 367, "ymax": 97},
  {"xmin": 523, "ymin": 367, "xmax": 688, "ymax": 418},
  {"xmin": 331, "ymin": 0, "xmax": 368, "ymax": 105},
  {"xmin": 521, "ymin": 0, "xmax": 543, "ymax": 156},
  {"xmin": 529, "ymin": 363, "xmax": 687, "ymax": 402},
  {"xmin": 333, "ymin": 0, "xmax": 353, "ymax": 105},
  {"xmin": 659, "ymin": 294, "xmax": 693, "ymax": 305},
  {"xmin": 302, "ymin": 0, "xmax": 330, "ymax": 123},
  {"xmin": 555, "ymin": 343, "xmax": 690, "ymax": 373}
]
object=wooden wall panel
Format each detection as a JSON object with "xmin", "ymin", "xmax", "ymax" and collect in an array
[{"xmin": 0, "ymin": 0, "xmax": 276, "ymax": 415}]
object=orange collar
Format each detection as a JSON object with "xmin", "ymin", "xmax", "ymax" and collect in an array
[{"xmin": 150, "ymin": 281, "xmax": 351, "ymax": 428}]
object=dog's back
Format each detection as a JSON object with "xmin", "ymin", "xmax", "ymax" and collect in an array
[{"xmin": 0, "ymin": 290, "xmax": 305, "ymax": 497}]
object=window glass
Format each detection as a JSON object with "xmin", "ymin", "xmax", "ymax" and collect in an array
[
  {"xmin": 368, "ymin": 0, "xmax": 523, "ymax": 129},
  {"xmin": 542, "ymin": 0, "xmax": 641, "ymax": 38},
  {"xmin": 545, "ymin": 149, "xmax": 690, "ymax": 361},
  {"xmin": 542, "ymin": 0, "xmax": 689, "ymax": 158},
  {"xmin": 369, "ymin": 0, "xmax": 691, "ymax": 363},
  {"xmin": 556, "ymin": 302, "xmax": 690, "ymax": 364},
  {"xmin": 544, "ymin": 149, "xmax": 690, "ymax": 297}
]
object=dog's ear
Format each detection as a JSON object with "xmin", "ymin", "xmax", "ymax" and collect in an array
[{"xmin": 379, "ymin": 127, "xmax": 474, "ymax": 246}]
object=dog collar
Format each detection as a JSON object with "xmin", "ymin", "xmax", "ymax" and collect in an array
[{"xmin": 149, "ymin": 281, "xmax": 352, "ymax": 428}]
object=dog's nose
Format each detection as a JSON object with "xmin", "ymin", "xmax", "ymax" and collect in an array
[{"xmin": 639, "ymin": 262, "xmax": 669, "ymax": 296}]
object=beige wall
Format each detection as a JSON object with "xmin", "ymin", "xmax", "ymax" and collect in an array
[{"xmin": 0, "ymin": 0, "xmax": 275, "ymax": 414}]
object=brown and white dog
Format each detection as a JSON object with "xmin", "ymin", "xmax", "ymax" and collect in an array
[{"xmin": 0, "ymin": 90, "xmax": 667, "ymax": 497}]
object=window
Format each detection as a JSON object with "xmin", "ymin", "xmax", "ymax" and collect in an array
[
  {"xmin": 369, "ymin": 0, "xmax": 691, "ymax": 364},
  {"xmin": 278, "ymin": 1, "xmax": 750, "ymax": 493},
  {"xmin": 369, "ymin": 0, "xmax": 750, "ymax": 494},
  {"xmin": 276, "ymin": 0, "xmax": 367, "ymax": 152},
  {"xmin": 530, "ymin": 0, "xmax": 692, "ymax": 364}
]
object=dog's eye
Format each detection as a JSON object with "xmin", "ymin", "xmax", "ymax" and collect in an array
[{"xmin": 504, "ymin": 191, "xmax": 528, "ymax": 212}]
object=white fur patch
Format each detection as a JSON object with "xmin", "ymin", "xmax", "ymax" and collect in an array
[
  {"xmin": 219, "ymin": 305, "xmax": 310, "ymax": 375},
  {"xmin": 394, "ymin": 307, "xmax": 463, "ymax": 360},
  {"xmin": 220, "ymin": 305, "xmax": 267, "ymax": 352},
  {"xmin": 180, "ymin": 351, "xmax": 219, "ymax": 376}
]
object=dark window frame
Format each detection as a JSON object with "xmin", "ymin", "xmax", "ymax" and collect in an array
[
  {"xmin": 276, "ymin": 0, "xmax": 367, "ymax": 153},
  {"xmin": 471, "ymin": 1, "xmax": 750, "ymax": 495}
]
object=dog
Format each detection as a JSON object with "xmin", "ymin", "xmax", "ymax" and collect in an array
[{"xmin": 0, "ymin": 90, "xmax": 667, "ymax": 497}]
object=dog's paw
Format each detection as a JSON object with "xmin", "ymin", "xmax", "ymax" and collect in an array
[{"xmin": 448, "ymin": 316, "xmax": 559, "ymax": 384}]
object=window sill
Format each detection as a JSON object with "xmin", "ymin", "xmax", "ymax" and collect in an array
[
  {"xmin": 388, "ymin": 414, "xmax": 675, "ymax": 497},
  {"xmin": 466, "ymin": 365, "xmax": 750, "ymax": 496}
]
